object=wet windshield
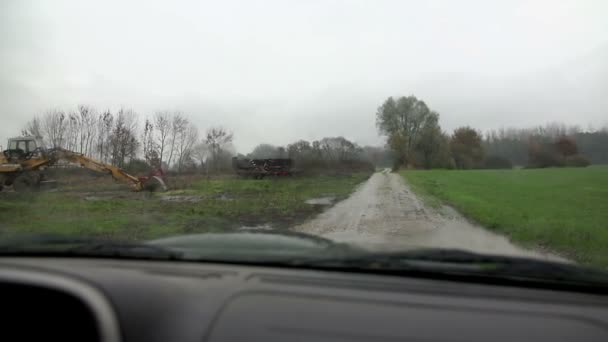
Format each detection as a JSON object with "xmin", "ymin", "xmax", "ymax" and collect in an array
[{"xmin": 1, "ymin": 1, "xmax": 607, "ymax": 280}]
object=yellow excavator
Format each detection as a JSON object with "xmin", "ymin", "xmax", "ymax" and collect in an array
[{"xmin": 0, "ymin": 136, "xmax": 167, "ymax": 192}]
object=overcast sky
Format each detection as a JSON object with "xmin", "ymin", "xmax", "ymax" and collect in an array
[{"xmin": 1, "ymin": 0, "xmax": 607, "ymax": 152}]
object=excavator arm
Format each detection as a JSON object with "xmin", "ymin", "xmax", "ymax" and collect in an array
[{"xmin": 50, "ymin": 149, "xmax": 144, "ymax": 191}]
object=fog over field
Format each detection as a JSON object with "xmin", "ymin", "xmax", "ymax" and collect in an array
[{"xmin": 1, "ymin": 0, "xmax": 607, "ymax": 152}]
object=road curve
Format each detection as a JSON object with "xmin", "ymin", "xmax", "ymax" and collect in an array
[{"xmin": 294, "ymin": 170, "xmax": 567, "ymax": 262}]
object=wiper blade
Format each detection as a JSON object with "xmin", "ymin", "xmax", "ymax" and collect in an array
[
  {"xmin": 66, "ymin": 241, "xmax": 182, "ymax": 259},
  {"xmin": 0, "ymin": 235, "xmax": 182, "ymax": 260},
  {"xmin": 291, "ymin": 248, "xmax": 608, "ymax": 290}
]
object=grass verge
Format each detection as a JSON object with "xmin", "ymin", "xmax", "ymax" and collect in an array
[
  {"xmin": 0, "ymin": 173, "xmax": 370, "ymax": 241},
  {"xmin": 401, "ymin": 167, "xmax": 608, "ymax": 267}
]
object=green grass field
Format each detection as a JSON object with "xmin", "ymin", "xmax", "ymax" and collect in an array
[
  {"xmin": 0, "ymin": 173, "xmax": 369, "ymax": 240},
  {"xmin": 402, "ymin": 167, "xmax": 608, "ymax": 267}
]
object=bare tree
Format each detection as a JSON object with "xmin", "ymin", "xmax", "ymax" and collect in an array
[
  {"xmin": 96, "ymin": 110, "xmax": 113, "ymax": 162},
  {"xmin": 109, "ymin": 109, "xmax": 139, "ymax": 167},
  {"xmin": 166, "ymin": 113, "xmax": 187, "ymax": 168},
  {"xmin": 142, "ymin": 118, "xmax": 160, "ymax": 167},
  {"xmin": 319, "ymin": 137, "xmax": 359, "ymax": 161},
  {"xmin": 22, "ymin": 116, "xmax": 44, "ymax": 141},
  {"xmin": 75, "ymin": 105, "xmax": 97, "ymax": 156},
  {"xmin": 287, "ymin": 140, "xmax": 312, "ymax": 160},
  {"xmin": 154, "ymin": 111, "xmax": 171, "ymax": 166},
  {"xmin": 65, "ymin": 111, "xmax": 80, "ymax": 152},
  {"xmin": 41, "ymin": 110, "xmax": 67, "ymax": 148},
  {"xmin": 175, "ymin": 122, "xmax": 199, "ymax": 172},
  {"xmin": 205, "ymin": 127, "xmax": 233, "ymax": 173},
  {"xmin": 192, "ymin": 141, "xmax": 209, "ymax": 169}
]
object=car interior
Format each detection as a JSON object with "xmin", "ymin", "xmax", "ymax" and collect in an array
[{"xmin": 2, "ymin": 257, "xmax": 608, "ymax": 342}]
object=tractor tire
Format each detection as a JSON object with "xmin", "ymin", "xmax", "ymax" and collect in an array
[{"xmin": 13, "ymin": 174, "xmax": 38, "ymax": 192}]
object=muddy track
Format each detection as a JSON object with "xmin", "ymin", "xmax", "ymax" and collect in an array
[{"xmin": 294, "ymin": 170, "xmax": 567, "ymax": 262}]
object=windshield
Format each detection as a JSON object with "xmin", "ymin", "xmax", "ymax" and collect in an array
[{"xmin": 1, "ymin": 1, "xmax": 607, "ymax": 284}]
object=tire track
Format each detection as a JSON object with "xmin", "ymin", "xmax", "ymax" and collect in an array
[{"xmin": 294, "ymin": 170, "xmax": 567, "ymax": 262}]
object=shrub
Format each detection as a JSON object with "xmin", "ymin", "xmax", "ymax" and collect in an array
[
  {"xmin": 483, "ymin": 155, "xmax": 513, "ymax": 169},
  {"xmin": 528, "ymin": 149, "xmax": 563, "ymax": 168},
  {"xmin": 564, "ymin": 155, "xmax": 591, "ymax": 167},
  {"xmin": 124, "ymin": 159, "xmax": 152, "ymax": 174}
]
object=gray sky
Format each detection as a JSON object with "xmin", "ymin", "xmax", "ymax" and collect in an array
[{"xmin": 1, "ymin": 0, "xmax": 607, "ymax": 152}]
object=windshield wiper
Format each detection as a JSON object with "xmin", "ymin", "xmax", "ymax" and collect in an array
[
  {"xmin": 0, "ymin": 235, "xmax": 182, "ymax": 260},
  {"xmin": 289, "ymin": 248, "xmax": 608, "ymax": 293}
]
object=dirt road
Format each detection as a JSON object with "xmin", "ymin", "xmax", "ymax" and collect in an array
[{"xmin": 294, "ymin": 170, "xmax": 567, "ymax": 262}]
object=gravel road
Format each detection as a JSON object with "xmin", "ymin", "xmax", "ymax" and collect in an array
[{"xmin": 294, "ymin": 170, "xmax": 567, "ymax": 262}]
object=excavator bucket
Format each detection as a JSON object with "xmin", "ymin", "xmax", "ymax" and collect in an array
[{"xmin": 141, "ymin": 176, "xmax": 168, "ymax": 192}]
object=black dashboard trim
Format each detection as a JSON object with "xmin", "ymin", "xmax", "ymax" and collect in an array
[
  {"xmin": 0, "ymin": 266, "xmax": 122, "ymax": 342},
  {"xmin": 209, "ymin": 289, "xmax": 608, "ymax": 331}
]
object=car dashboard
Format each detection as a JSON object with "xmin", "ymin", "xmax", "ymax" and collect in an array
[{"xmin": 1, "ymin": 257, "xmax": 608, "ymax": 342}]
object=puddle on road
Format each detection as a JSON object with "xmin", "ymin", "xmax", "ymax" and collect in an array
[
  {"xmin": 161, "ymin": 195, "xmax": 202, "ymax": 203},
  {"xmin": 305, "ymin": 196, "xmax": 336, "ymax": 205},
  {"xmin": 215, "ymin": 193, "xmax": 233, "ymax": 201},
  {"xmin": 238, "ymin": 224, "xmax": 273, "ymax": 231}
]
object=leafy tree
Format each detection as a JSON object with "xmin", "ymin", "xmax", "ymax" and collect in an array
[
  {"xmin": 318, "ymin": 137, "xmax": 361, "ymax": 161},
  {"xmin": 249, "ymin": 144, "xmax": 281, "ymax": 159},
  {"xmin": 376, "ymin": 96, "xmax": 439, "ymax": 168},
  {"xmin": 414, "ymin": 114, "xmax": 451, "ymax": 169},
  {"xmin": 287, "ymin": 140, "xmax": 312, "ymax": 160},
  {"xmin": 450, "ymin": 127, "xmax": 484, "ymax": 169},
  {"xmin": 554, "ymin": 136, "xmax": 578, "ymax": 157}
]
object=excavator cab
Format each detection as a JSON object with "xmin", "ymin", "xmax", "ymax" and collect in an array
[
  {"xmin": 1, "ymin": 136, "xmax": 47, "ymax": 191},
  {"xmin": 3, "ymin": 136, "xmax": 43, "ymax": 162}
]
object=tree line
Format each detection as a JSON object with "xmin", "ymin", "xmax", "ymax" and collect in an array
[
  {"xmin": 485, "ymin": 124, "xmax": 608, "ymax": 167},
  {"xmin": 376, "ymin": 95, "xmax": 607, "ymax": 170},
  {"xmin": 18, "ymin": 105, "xmax": 383, "ymax": 175},
  {"xmin": 19, "ymin": 97, "xmax": 604, "ymax": 175},
  {"xmin": 21, "ymin": 105, "xmax": 235, "ymax": 173},
  {"xmin": 244, "ymin": 137, "xmax": 381, "ymax": 174}
]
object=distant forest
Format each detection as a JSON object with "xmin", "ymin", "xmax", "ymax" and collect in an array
[
  {"xmin": 376, "ymin": 95, "xmax": 608, "ymax": 170},
  {"xmin": 484, "ymin": 124, "xmax": 608, "ymax": 166}
]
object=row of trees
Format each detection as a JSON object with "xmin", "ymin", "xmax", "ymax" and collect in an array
[
  {"xmin": 20, "ymin": 105, "xmax": 381, "ymax": 175},
  {"xmin": 485, "ymin": 124, "xmax": 608, "ymax": 166},
  {"xmin": 245, "ymin": 137, "xmax": 378, "ymax": 174},
  {"xmin": 376, "ymin": 95, "xmax": 604, "ymax": 169},
  {"xmin": 376, "ymin": 96, "xmax": 485, "ymax": 169},
  {"xmin": 248, "ymin": 137, "xmax": 363, "ymax": 161},
  {"xmin": 21, "ymin": 106, "xmax": 235, "ymax": 172}
]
